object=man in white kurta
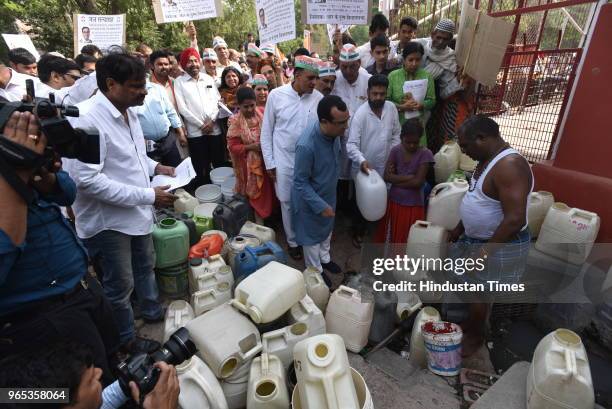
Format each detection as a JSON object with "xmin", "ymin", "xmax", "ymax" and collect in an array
[
  {"xmin": 260, "ymin": 56, "xmax": 323, "ymax": 260},
  {"xmin": 347, "ymin": 74, "xmax": 401, "ymax": 179}
]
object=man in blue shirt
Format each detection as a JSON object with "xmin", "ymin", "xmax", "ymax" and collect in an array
[
  {"xmin": 136, "ymin": 80, "xmax": 186, "ymax": 167},
  {"xmin": 0, "ymin": 110, "xmax": 119, "ymax": 385},
  {"xmin": 291, "ymin": 95, "xmax": 348, "ymax": 284}
]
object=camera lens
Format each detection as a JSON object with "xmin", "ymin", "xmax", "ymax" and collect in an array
[{"xmin": 155, "ymin": 328, "xmax": 197, "ymax": 365}]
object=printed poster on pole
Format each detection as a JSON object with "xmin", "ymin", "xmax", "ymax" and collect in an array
[
  {"xmin": 73, "ymin": 14, "xmax": 126, "ymax": 56},
  {"xmin": 255, "ymin": 0, "xmax": 296, "ymax": 45},
  {"xmin": 151, "ymin": 0, "xmax": 223, "ymax": 24},
  {"xmin": 302, "ymin": 0, "xmax": 372, "ymax": 26}
]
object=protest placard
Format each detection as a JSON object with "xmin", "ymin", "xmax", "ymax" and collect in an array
[
  {"xmin": 326, "ymin": 24, "xmax": 350, "ymax": 45},
  {"xmin": 2, "ymin": 34, "xmax": 40, "ymax": 60},
  {"xmin": 455, "ymin": 3, "xmax": 513, "ymax": 86},
  {"xmin": 73, "ymin": 14, "xmax": 126, "ymax": 56},
  {"xmin": 302, "ymin": 0, "xmax": 372, "ymax": 26},
  {"xmin": 151, "ymin": 0, "xmax": 223, "ymax": 24},
  {"xmin": 255, "ymin": 0, "xmax": 296, "ymax": 45}
]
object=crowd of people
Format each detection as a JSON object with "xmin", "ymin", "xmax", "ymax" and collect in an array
[{"xmin": 0, "ymin": 11, "xmax": 534, "ymax": 408}]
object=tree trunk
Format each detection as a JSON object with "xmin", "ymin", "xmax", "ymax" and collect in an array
[{"xmin": 75, "ymin": 0, "xmax": 99, "ymax": 14}]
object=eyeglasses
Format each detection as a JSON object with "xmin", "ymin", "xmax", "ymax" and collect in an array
[{"xmin": 64, "ymin": 73, "xmax": 82, "ymax": 81}]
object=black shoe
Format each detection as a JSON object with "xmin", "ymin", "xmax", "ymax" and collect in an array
[
  {"xmin": 321, "ymin": 271, "xmax": 333, "ymax": 288},
  {"xmin": 142, "ymin": 307, "xmax": 166, "ymax": 324},
  {"xmin": 123, "ymin": 337, "xmax": 161, "ymax": 355},
  {"xmin": 322, "ymin": 261, "xmax": 342, "ymax": 275},
  {"xmin": 288, "ymin": 246, "xmax": 303, "ymax": 261}
]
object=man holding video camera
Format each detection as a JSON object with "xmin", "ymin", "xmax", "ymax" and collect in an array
[{"xmin": 0, "ymin": 108, "xmax": 119, "ymax": 386}]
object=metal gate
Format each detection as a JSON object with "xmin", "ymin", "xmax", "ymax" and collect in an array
[{"xmin": 392, "ymin": 0, "xmax": 599, "ymax": 162}]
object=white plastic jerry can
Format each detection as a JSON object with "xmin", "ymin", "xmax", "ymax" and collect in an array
[
  {"xmin": 535, "ymin": 202, "xmax": 600, "ymax": 265},
  {"xmin": 191, "ymin": 282, "xmax": 232, "ymax": 316},
  {"xmin": 354, "ymin": 169, "xmax": 388, "ymax": 222},
  {"xmin": 222, "ymin": 359, "xmax": 252, "ymax": 409},
  {"xmin": 293, "ymin": 334, "xmax": 360, "ymax": 409},
  {"xmin": 193, "ymin": 265, "xmax": 234, "ymax": 295},
  {"xmin": 396, "ymin": 291, "xmax": 423, "ymax": 321},
  {"xmin": 433, "ymin": 141, "xmax": 461, "ymax": 183},
  {"xmin": 527, "ymin": 191, "xmax": 555, "ymax": 238},
  {"xmin": 459, "ymin": 152, "xmax": 478, "ymax": 172},
  {"xmin": 302, "ymin": 268, "xmax": 330, "ymax": 313},
  {"xmin": 426, "ymin": 180, "xmax": 469, "ymax": 231},
  {"xmin": 325, "ymin": 286, "xmax": 374, "ymax": 353},
  {"xmin": 174, "ymin": 189, "xmax": 199, "ymax": 214},
  {"xmin": 526, "ymin": 329, "xmax": 594, "ymax": 409},
  {"xmin": 232, "ymin": 261, "xmax": 306, "ymax": 324},
  {"xmin": 409, "ymin": 306, "xmax": 441, "ymax": 368},
  {"xmin": 262, "ymin": 322, "xmax": 312, "ymax": 369},
  {"xmin": 288, "ymin": 295, "xmax": 326, "ymax": 336},
  {"xmin": 176, "ymin": 355, "xmax": 229, "ymax": 409},
  {"xmin": 239, "ymin": 221, "xmax": 276, "ymax": 244},
  {"xmin": 185, "ymin": 303, "xmax": 262, "ymax": 379},
  {"xmin": 164, "ymin": 300, "xmax": 195, "ymax": 342},
  {"xmin": 189, "ymin": 255, "xmax": 228, "ymax": 294},
  {"xmin": 246, "ymin": 353, "xmax": 289, "ymax": 409},
  {"xmin": 406, "ymin": 220, "xmax": 449, "ymax": 261}
]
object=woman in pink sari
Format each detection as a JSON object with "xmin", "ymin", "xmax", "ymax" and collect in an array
[{"xmin": 226, "ymin": 87, "xmax": 276, "ymax": 222}]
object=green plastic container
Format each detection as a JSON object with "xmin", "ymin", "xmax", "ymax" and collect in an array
[
  {"xmin": 446, "ymin": 170, "xmax": 466, "ymax": 182},
  {"xmin": 193, "ymin": 203, "xmax": 217, "ymax": 236},
  {"xmin": 152, "ymin": 218, "xmax": 189, "ymax": 269},
  {"xmin": 156, "ymin": 262, "xmax": 189, "ymax": 298}
]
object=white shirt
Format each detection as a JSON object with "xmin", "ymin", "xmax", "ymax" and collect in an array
[
  {"xmin": 356, "ymin": 42, "xmax": 373, "ymax": 68},
  {"xmin": 331, "ymin": 69, "xmax": 371, "ymax": 179},
  {"xmin": 66, "ymin": 93, "xmax": 158, "ymax": 239},
  {"xmin": 173, "ymin": 72, "xmax": 221, "ymax": 137},
  {"xmin": 64, "ymin": 73, "xmax": 98, "ymax": 106},
  {"xmin": 347, "ymin": 101, "xmax": 401, "ymax": 178},
  {"xmin": 260, "ymin": 84, "xmax": 322, "ymax": 200},
  {"xmin": 34, "ymin": 81, "xmax": 71, "ymax": 102},
  {"xmin": 0, "ymin": 69, "xmax": 39, "ymax": 102}
]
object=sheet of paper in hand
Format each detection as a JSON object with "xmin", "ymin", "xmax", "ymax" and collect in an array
[
  {"xmin": 151, "ymin": 157, "xmax": 196, "ymax": 190},
  {"xmin": 403, "ymin": 79, "xmax": 428, "ymax": 120}
]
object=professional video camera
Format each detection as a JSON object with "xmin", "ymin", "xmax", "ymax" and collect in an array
[
  {"xmin": 0, "ymin": 79, "xmax": 100, "ymax": 203},
  {"xmin": 117, "ymin": 327, "xmax": 196, "ymax": 402},
  {"xmin": 0, "ymin": 79, "xmax": 100, "ymax": 165}
]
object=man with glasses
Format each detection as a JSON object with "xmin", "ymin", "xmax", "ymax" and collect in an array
[
  {"xmin": 75, "ymin": 54, "xmax": 98, "ymax": 75},
  {"xmin": 291, "ymin": 95, "xmax": 348, "ymax": 285},
  {"xmin": 35, "ymin": 54, "xmax": 81, "ymax": 99},
  {"xmin": 331, "ymin": 44, "xmax": 371, "ymax": 248}
]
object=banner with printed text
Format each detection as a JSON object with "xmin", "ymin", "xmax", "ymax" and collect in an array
[
  {"xmin": 73, "ymin": 14, "xmax": 126, "ymax": 56},
  {"xmin": 302, "ymin": 0, "xmax": 372, "ymax": 26},
  {"xmin": 255, "ymin": 0, "xmax": 296, "ymax": 45},
  {"xmin": 151, "ymin": 0, "xmax": 222, "ymax": 24}
]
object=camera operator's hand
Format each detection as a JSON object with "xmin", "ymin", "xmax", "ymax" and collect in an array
[
  {"xmin": 129, "ymin": 362, "xmax": 179, "ymax": 409},
  {"xmin": 3, "ymin": 111, "xmax": 45, "ymax": 182},
  {"xmin": 153, "ymin": 185, "xmax": 177, "ymax": 208}
]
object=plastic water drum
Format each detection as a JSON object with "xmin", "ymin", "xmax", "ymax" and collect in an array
[
  {"xmin": 210, "ymin": 167, "xmax": 235, "ymax": 186},
  {"xmin": 422, "ymin": 321, "xmax": 463, "ymax": 376},
  {"xmin": 434, "ymin": 141, "xmax": 461, "ymax": 183},
  {"xmin": 410, "ymin": 306, "xmax": 441, "ymax": 368},
  {"xmin": 535, "ymin": 202, "xmax": 600, "ymax": 264},
  {"xmin": 528, "ymin": 191, "xmax": 555, "ymax": 238},
  {"xmin": 196, "ymin": 184, "xmax": 223, "ymax": 204},
  {"xmin": 459, "ymin": 153, "xmax": 477, "ymax": 172},
  {"xmin": 326, "ymin": 286, "xmax": 374, "ymax": 353},
  {"xmin": 527, "ymin": 329, "xmax": 594, "ymax": 409},
  {"xmin": 240, "ymin": 221, "xmax": 276, "ymax": 244},
  {"xmin": 354, "ymin": 169, "xmax": 387, "ymax": 221},
  {"xmin": 426, "ymin": 180, "xmax": 469, "ymax": 231},
  {"xmin": 226, "ymin": 235, "xmax": 261, "ymax": 271},
  {"xmin": 193, "ymin": 203, "xmax": 218, "ymax": 236},
  {"xmin": 247, "ymin": 354, "xmax": 289, "ymax": 409},
  {"xmin": 174, "ymin": 189, "xmax": 199, "ymax": 214}
]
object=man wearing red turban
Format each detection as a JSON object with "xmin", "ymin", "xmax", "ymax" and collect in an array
[{"xmin": 179, "ymin": 47, "xmax": 201, "ymax": 70}]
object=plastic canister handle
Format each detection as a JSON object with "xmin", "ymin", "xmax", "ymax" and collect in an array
[
  {"xmin": 415, "ymin": 220, "xmax": 430, "ymax": 228},
  {"xmin": 337, "ymin": 286, "xmax": 359, "ymax": 301},
  {"xmin": 262, "ymin": 330, "xmax": 289, "ymax": 353},
  {"xmin": 564, "ymin": 348, "xmax": 578, "ymax": 380},
  {"xmin": 429, "ymin": 183, "xmax": 450, "ymax": 197},
  {"xmin": 261, "ymin": 352, "xmax": 269, "ymax": 375}
]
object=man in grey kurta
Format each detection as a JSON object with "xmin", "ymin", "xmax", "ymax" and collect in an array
[{"xmin": 291, "ymin": 95, "xmax": 350, "ymax": 279}]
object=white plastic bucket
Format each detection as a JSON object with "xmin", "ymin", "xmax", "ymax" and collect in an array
[
  {"xmin": 195, "ymin": 184, "xmax": 223, "ymax": 204},
  {"xmin": 221, "ymin": 176, "xmax": 236, "ymax": 202},
  {"xmin": 422, "ymin": 321, "xmax": 463, "ymax": 376},
  {"xmin": 211, "ymin": 167, "xmax": 235, "ymax": 186}
]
